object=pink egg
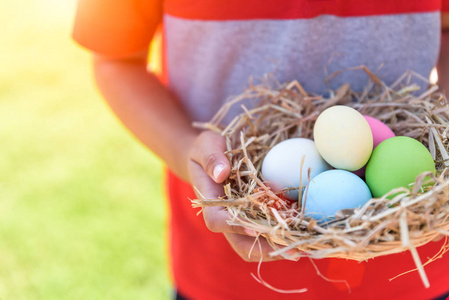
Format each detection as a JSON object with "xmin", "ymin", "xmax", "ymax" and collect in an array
[
  {"xmin": 353, "ymin": 116, "xmax": 395, "ymax": 177},
  {"xmin": 364, "ymin": 115, "xmax": 395, "ymax": 148}
]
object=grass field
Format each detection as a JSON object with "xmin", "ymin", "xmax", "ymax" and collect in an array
[{"xmin": 0, "ymin": 1, "xmax": 171, "ymax": 299}]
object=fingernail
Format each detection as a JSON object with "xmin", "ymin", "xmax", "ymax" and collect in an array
[
  {"xmin": 244, "ymin": 228, "xmax": 257, "ymax": 237},
  {"xmin": 287, "ymin": 257, "xmax": 300, "ymax": 262},
  {"xmin": 287, "ymin": 249, "xmax": 301, "ymax": 256},
  {"xmin": 287, "ymin": 249, "xmax": 296, "ymax": 256},
  {"xmin": 213, "ymin": 163, "xmax": 225, "ymax": 181}
]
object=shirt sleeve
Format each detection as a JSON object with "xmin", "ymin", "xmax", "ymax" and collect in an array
[{"xmin": 72, "ymin": 0, "xmax": 163, "ymax": 57}]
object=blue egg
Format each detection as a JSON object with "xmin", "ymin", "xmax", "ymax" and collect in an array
[{"xmin": 302, "ymin": 170, "xmax": 372, "ymax": 222}]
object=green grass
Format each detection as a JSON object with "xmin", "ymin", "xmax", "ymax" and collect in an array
[{"xmin": 0, "ymin": 1, "xmax": 171, "ymax": 299}]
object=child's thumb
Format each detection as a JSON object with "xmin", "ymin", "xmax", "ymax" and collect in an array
[{"xmin": 191, "ymin": 131, "xmax": 231, "ymax": 183}]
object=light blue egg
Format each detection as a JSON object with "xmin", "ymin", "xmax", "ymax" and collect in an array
[{"xmin": 302, "ymin": 170, "xmax": 372, "ymax": 222}]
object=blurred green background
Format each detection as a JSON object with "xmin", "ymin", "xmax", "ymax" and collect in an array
[{"xmin": 0, "ymin": 1, "xmax": 170, "ymax": 299}]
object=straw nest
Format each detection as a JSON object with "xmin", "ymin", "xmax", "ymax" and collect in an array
[{"xmin": 191, "ymin": 68, "xmax": 449, "ymax": 286}]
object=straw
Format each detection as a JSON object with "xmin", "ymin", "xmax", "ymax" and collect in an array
[{"xmin": 191, "ymin": 68, "xmax": 449, "ymax": 288}]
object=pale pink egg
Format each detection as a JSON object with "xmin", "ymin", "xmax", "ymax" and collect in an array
[
  {"xmin": 353, "ymin": 115, "xmax": 395, "ymax": 177},
  {"xmin": 364, "ymin": 115, "xmax": 395, "ymax": 148}
]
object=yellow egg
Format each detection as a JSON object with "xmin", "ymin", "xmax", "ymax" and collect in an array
[{"xmin": 313, "ymin": 106, "xmax": 373, "ymax": 171}]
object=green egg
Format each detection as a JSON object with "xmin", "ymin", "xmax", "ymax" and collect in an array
[{"xmin": 365, "ymin": 136, "xmax": 436, "ymax": 198}]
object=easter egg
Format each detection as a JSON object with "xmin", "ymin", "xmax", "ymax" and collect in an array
[
  {"xmin": 365, "ymin": 136, "xmax": 436, "ymax": 198},
  {"xmin": 314, "ymin": 106, "xmax": 373, "ymax": 171},
  {"xmin": 302, "ymin": 170, "xmax": 372, "ymax": 222},
  {"xmin": 261, "ymin": 138, "xmax": 331, "ymax": 200},
  {"xmin": 353, "ymin": 116, "xmax": 396, "ymax": 177},
  {"xmin": 364, "ymin": 115, "xmax": 395, "ymax": 148}
]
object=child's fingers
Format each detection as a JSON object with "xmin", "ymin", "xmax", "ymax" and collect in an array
[
  {"xmin": 190, "ymin": 131, "xmax": 231, "ymax": 183},
  {"xmin": 203, "ymin": 206, "xmax": 251, "ymax": 236},
  {"xmin": 224, "ymin": 233, "xmax": 299, "ymax": 262}
]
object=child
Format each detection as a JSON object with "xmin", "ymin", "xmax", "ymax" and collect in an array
[{"xmin": 73, "ymin": 1, "xmax": 449, "ymax": 299}]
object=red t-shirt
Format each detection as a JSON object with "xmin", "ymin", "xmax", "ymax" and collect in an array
[{"xmin": 73, "ymin": 1, "xmax": 449, "ymax": 299}]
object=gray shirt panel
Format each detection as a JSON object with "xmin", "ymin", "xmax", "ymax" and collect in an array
[{"xmin": 165, "ymin": 13, "xmax": 440, "ymax": 123}]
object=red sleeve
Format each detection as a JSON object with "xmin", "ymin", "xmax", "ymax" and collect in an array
[
  {"xmin": 443, "ymin": 0, "xmax": 449, "ymax": 12},
  {"xmin": 72, "ymin": 0, "xmax": 163, "ymax": 57}
]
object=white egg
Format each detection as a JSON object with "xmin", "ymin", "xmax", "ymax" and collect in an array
[{"xmin": 261, "ymin": 138, "xmax": 331, "ymax": 200}]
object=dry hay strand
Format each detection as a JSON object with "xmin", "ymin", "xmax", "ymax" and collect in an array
[{"xmin": 191, "ymin": 68, "xmax": 449, "ymax": 287}]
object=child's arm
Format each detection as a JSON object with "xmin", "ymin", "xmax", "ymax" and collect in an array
[
  {"xmin": 92, "ymin": 50, "xmax": 294, "ymax": 262},
  {"xmin": 93, "ymin": 49, "xmax": 198, "ymax": 182}
]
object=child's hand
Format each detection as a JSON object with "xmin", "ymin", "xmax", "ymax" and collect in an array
[{"xmin": 188, "ymin": 131, "xmax": 299, "ymax": 262}]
